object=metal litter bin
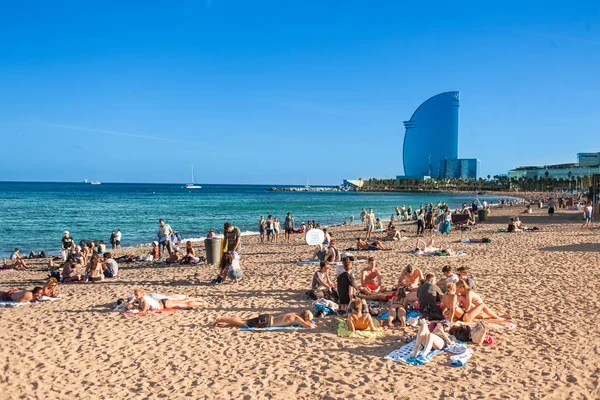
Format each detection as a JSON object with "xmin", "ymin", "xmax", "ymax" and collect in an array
[
  {"xmin": 478, "ymin": 209, "xmax": 489, "ymax": 222},
  {"xmin": 204, "ymin": 238, "xmax": 222, "ymax": 265}
]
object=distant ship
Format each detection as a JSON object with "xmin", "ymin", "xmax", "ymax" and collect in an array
[
  {"xmin": 184, "ymin": 165, "xmax": 202, "ymax": 189},
  {"xmin": 84, "ymin": 179, "xmax": 101, "ymax": 185}
]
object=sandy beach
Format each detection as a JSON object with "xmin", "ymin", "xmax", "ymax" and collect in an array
[{"xmin": 1, "ymin": 205, "xmax": 599, "ymax": 399}]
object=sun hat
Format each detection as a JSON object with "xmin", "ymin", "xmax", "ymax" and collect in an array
[{"xmin": 64, "ymin": 231, "xmax": 69, "ymax": 235}]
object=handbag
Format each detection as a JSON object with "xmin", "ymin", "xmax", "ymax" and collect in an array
[{"xmin": 470, "ymin": 321, "xmax": 487, "ymax": 344}]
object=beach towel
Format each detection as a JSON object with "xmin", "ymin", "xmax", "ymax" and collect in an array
[
  {"xmin": 0, "ymin": 301, "xmax": 32, "ymax": 308},
  {"xmin": 241, "ymin": 321, "xmax": 315, "ymax": 331},
  {"xmin": 383, "ymin": 340, "xmax": 447, "ymax": 365},
  {"xmin": 336, "ymin": 319, "xmax": 384, "ymax": 338},
  {"xmin": 408, "ymin": 250, "xmax": 466, "ymax": 257},
  {"xmin": 377, "ymin": 309, "xmax": 421, "ymax": 321}
]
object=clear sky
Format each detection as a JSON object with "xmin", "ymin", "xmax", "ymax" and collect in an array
[{"xmin": 1, "ymin": 1, "xmax": 599, "ymax": 185}]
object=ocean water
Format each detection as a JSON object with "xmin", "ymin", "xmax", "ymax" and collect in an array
[{"xmin": 0, "ymin": 182, "xmax": 510, "ymax": 258}]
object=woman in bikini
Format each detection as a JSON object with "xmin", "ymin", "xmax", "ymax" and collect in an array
[
  {"xmin": 346, "ymin": 298, "xmax": 376, "ymax": 332},
  {"xmin": 387, "ymin": 288, "xmax": 407, "ymax": 328},
  {"xmin": 42, "ymin": 278, "xmax": 60, "ymax": 297},
  {"xmin": 442, "ymin": 282, "xmax": 486, "ymax": 323},
  {"xmin": 85, "ymin": 254, "xmax": 104, "ymax": 282},
  {"xmin": 410, "ymin": 319, "xmax": 455, "ymax": 359},
  {"xmin": 126, "ymin": 288, "xmax": 207, "ymax": 312},
  {"xmin": 455, "ymin": 280, "xmax": 507, "ymax": 320}
]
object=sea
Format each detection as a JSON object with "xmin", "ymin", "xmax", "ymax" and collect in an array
[{"xmin": 0, "ymin": 182, "xmax": 513, "ymax": 258}]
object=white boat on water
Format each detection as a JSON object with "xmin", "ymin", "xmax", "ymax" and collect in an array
[
  {"xmin": 184, "ymin": 165, "xmax": 202, "ymax": 189},
  {"xmin": 91, "ymin": 181, "xmax": 101, "ymax": 185}
]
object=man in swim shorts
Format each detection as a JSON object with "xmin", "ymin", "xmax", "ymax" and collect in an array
[
  {"xmin": 359, "ymin": 256, "xmax": 382, "ymax": 294},
  {"xmin": 212, "ymin": 310, "xmax": 314, "ymax": 329}
]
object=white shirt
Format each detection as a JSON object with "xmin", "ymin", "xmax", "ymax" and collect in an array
[{"xmin": 115, "ymin": 231, "xmax": 122, "ymax": 241}]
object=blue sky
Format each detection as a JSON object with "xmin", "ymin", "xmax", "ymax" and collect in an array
[{"xmin": 1, "ymin": 1, "xmax": 599, "ymax": 184}]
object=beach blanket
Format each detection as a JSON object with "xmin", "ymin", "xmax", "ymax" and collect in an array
[
  {"xmin": 0, "ymin": 301, "xmax": 32, "ymax": 308},
  {"xmin": 336, "ymin": 319, "xmax": 384, "ymax": 338},
  {"xmin": 61, "ymin": 278, "xmax": 118, "ymax": 285},
  {"xmin": 383, "ymin": 339, "xmax": 447, "ymax": 365},
  {"xmin": 242, "ymin": 321, "xmax": 316, "ymax": 331}
]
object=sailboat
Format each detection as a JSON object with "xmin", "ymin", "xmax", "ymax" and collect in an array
[
  {"xmin": 305, "ymin": 178, "xmax": 310, "ymax": 189},
  {"xmin": 184, "ymin": 165, "xmax": 202, "ymax": 189}
]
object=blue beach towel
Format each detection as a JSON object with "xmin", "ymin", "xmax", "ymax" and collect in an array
[{"xmin": 383, "ymin": 340, "xmax": 447, "ymax": 366}]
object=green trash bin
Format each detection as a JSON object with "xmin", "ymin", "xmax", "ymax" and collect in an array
[
  {"xmin": 478, "ymin": 209, "xmax": 489, "ymax": 222},
  {"xmin": 204, "ymin": 238, "xmax": 222, "ymax": 265}
]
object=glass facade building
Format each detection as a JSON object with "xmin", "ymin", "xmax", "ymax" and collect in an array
[{"xmin": 402, "ymin": 91, "xmax": 460, "ymax": 178}]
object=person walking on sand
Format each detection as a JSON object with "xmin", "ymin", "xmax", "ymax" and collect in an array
[
  {"xmin": 284, "ymin": 212, "xmax": 295, "ymax": 243},
  {"xmin": 223, "ymin": 222, "xmax": 242, "ymax": 253},
  {"xmin": 157, "ymin": 219, "xmax": 173, "ymax": 258},
  {"xmin": 258, "ymin": 216, "xmax": 266, "ymax": 243}
]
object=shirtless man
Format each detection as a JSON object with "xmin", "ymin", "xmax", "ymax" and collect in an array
[
  {"xmin": 365, "ymin": 208, "xmax": 375, "ymax": 239},
  {"xmin": 386, "ymin": 226, "xmax": 402, "ymax": 241},
  {"xmin": 212, "ymin": 310, "xmax": 314, "ymax": 329},
  {"xmin": 0, "ymin": 287, "xmax": 43, "ymax": 303},
  {"xmin": 359, "ymin": 256, "xmax": 382, "ymax": 294},
  {"xmin": 395, "ymin": 264, "xmax": 424, "ymax": 292}
]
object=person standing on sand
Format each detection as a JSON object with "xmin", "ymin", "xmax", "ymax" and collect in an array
[
  {"xmin": 258, "ymin": 216, "xmax": 266, "ymax": 243},
  {"xmin": 273, "ymin": 217, "xmax": 281, "ymax": 243},
  {"xmin": 110, "ymin": 231, "xmax": 117, "ymax": 250},
  {"xmin": 115, "ymin": 229, "xmax": 122, "ymax": 249},
  {"xmin": 365, "ymin": 208, "xmax": 375, "ymax": 239},
  {"xmin": 157, "ymin": 219, "xmax": 173, "ymax": 258},
  {"xmin": 61, "ymin": 231, "xmax": 75, "ymax": 261},
  {"xmin": 223, "ymin": 222, "xmax": 241, "ymax": 253},
  {"xmin": 360, "ymin": 208, "xmax": 367, "ymax": 225},
  {"xmin": 284, "ymin": 212, "xmax": 294, "ymax": 243},
  {"xmin": 583, "ymin": 202, "xmax": 593, "ymax": 229}
]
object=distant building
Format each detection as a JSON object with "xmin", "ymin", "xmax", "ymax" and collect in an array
[
  {"xmin": 342, "ymin": 179, "xmax": 364, "ymax": 191},
  {"xmin": 441, "ymin": 158, "xmax": 480, "ymax": 180},
  {"xmin": 402, "ymin": 91, "xmax": 460, "ymax": 178},
  {"xmin": 508, "ymin": 153, "xmax": 600, "ymax": 180}
]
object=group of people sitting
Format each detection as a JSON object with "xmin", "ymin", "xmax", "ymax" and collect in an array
[
  {"xmin": 309, "ymin": 255, "xmax": 508, "ymax": 333},
  {"xmin": 50, "ymin": 251, "xmax": 119, "ymax": 283}
]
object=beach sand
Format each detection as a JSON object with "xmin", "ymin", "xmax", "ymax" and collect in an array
[{"xmin": 1, "ymin": 206, "xmax": 599, "ymax": 399}]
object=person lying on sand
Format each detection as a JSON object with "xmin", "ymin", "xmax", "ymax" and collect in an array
[
  {"xmin": 455, "ymin": 238, "xmax": 491, "ymax": 244},
  {"xmin": 126, "ymin": 289, "xmax": 207, "ymax": 312},
  {"xmin": 395, "ymin": 264, "xmax": 424, "ymax": 292},
  {"xmin": 0, "ymin": 287, "xmax": 43, "ymax": 302},
  {"xmin": 359, "ymin": 256, "xmax": 382, "ymax": 294},
  {"xmin": 212, "ymin": 310, "xmax": 314, "ymax": 329},
  {"xmin": 347, "ymin": 299, "xmax": 375, "ymax": 332},
  {"xmin": 442, "ymin": 283, "xmax": 487, "ymax": 323},
  {"xmin": 455, "ymin": 280, "xmax": 508, "ymax": 321},
  {"xmin": 415, "ymin": 238, "xmax": 440, "ymax": 253},
  {"xmin": 42, "ymin": 278, "xmax": 60, "ymax": 297},
  {"xmin": 410, "ymin": 320, "xmax": 454, "ymax": 359}
]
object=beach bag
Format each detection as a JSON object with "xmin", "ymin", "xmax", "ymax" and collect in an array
[
  {"xmin": 470, "ymin": 321, "xmax": 487, "ymax": 344},
  {"xmin": 313, "ymin": 298, "xmax": 339, "ymax": 311}
]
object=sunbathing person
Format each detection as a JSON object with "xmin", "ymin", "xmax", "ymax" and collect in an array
[
  {"xmin": 410, "ymin": 320, "xmax": 454, "ymax": 359},
  {"xmin": 62, "ymin": 258, "xmax": 83, "ymax": 282},
  {"xmin": 0, "ymin": 287, "xmax": 43, "ymax": 302},
  {"xmin": 166, "ymin": 249, "xmax": 181, "ymax": 264},
  {"xmin": 456, "ymin": 238, "xmax": 491, "ymax": 244},
  {"xmin": 415, "ymin": 237, "xmax": 441, "ymax": 253},
  {"xmin": 442, "ymin": 282, "xmax": 487, "ymax": 323},
  {"xmin": 387, "ymin": 288, "xmax": 408, "ymax": 328},
  {"xmin": 85, "ymin": 254, "xmax": 105, "ymax": 282},
  {"xmin": 385, "ymin": 226, "xmax": 402, "ymax": 241},
  {"xmin": 126, "ymin": 288, "xmax": 207, "ymax": 312},
  {"xmin": 347, "ymin": 298, "xmax": 376, "ymax": 332},
  {"xmin": 42, "ymin": 278, "xmax": 60, "ymax": 297},
  {"xmin": 212, "ymin": 310, "xmax": 314, "ymax": 329},
  {"xmin": 359, "ymin": 257, "xmax": 382, "ymax": 294},
  {"xmin": 2, "ymin": 257, "xmax": 27, "ymax": 270},
  {"xmin": 395, "ymin": 264, "xmax": 424, "ymax": 292},
  {"xmin": 455, "ymin": 280, "xmax": 507, "ymax": 320}
]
